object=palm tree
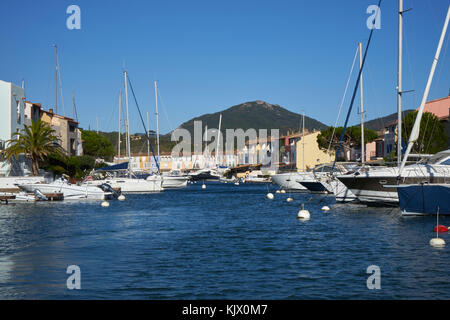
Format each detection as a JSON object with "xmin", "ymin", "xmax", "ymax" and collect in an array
[{"xmin": 3, "ymin": 120, "xmax": 65, "ymax": 176}]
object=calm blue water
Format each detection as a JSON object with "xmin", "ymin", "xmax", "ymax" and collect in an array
[{"xmin": 0, "ymin": 182, "xmax": 449, "ymax": 299}]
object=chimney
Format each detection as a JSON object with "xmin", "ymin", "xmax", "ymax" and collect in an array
[{"xmin": 49, "ymin": 108, "xmax": 54, "ymax": 114}]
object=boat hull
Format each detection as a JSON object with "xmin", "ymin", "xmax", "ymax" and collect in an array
[
  {"xmin": 299, "ymin": 181, "xmax": 328, "ymax": 193},
  {"xmin": 317, "ymin": 176, "xmax": 358, "ymax": 202},
  {"xmin": 85, "ymin": 176, "xmax": 163, "ymax": 193},
  {"xmin": 162, "ymin": 176, "xmax": 189, "ymax": 188},
  {"xmin": 270, "ymin": 172, "xmax": 312, "ymax": 191},
  {"xmin": 188, "ymin": 171, "xmax": 220, "ymax": 181},
  {"xmin": 18, "ymin": 183, "xmax": 111, "ymax": 200},
  {"xmin": 398, "ymin": 184, "xmax": 450, "ymax": 216},
  {"xmin": 337, "ymin": 174, "xmax": 449, "ymax": 205}
]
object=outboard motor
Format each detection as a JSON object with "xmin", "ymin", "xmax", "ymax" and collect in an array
[
  {"xmin": 99, "ymin": 183, "xmax": 120, "ymax": 198},
  {"xmin": 34, "ymin": 189, "xmax": 48, "ymax": 201}
]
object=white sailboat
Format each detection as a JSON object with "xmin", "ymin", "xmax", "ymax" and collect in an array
[
  {"xmin": 83, "ymin": 70, "xmax": 163, "ymax": 193},
  {"xmin": 395, "ymin": 5, "xmax": 450, "ymax": 215},
  {"xmin": 153, "ymin": 81, "xmax": 189, "ymax": 189},
  {"xmin": 188, "ymin": 114, "xmax": 223, "ymax": 181},
  {"xmin": 338, "ymin": 4, "xmax": 450, "ymax": 205}
]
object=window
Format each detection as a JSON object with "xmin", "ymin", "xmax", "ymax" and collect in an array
[
  {"xmin": 70, "ymin": 138, "xmax": 76, "ymax": 156},
  {"xmin": 16, "ymin": 101, "xmax": 21, "ymax": 124}
]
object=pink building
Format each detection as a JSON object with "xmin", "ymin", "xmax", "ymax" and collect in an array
[{"xmin": 419, "ymin": 95, "xmax": 450, "ymax": 121}]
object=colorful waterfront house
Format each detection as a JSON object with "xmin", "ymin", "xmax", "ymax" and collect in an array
[
  {"xmin": 24, "ymin": 101, "xmax": 42, "ymax": 125},
  {"xmin": 420, "ymin": 94, "xmax": 450, "ymax": 147},
  {"xmin": 295, "ymin": 131, "xmax": 335, "ymax": 172},
  {"xmin": 279, "ymin": 131, "xmax": 306, "ymax": 166},
  {"xmin": 241, "ymin": 137, "xmax": 274, "ymax": 166},
  {"xmin": 39, "ymin": 107, "xmax": 82, "ymax": 156},
  {"xmin": 0, "ymin": 80, "xmax": 31, "ymax": 176}
]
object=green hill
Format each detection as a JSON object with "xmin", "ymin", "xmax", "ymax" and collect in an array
[
  {"xmin": 362, "ymin": 110, "xmax": 414, "ymax": 132},
  {"xmin": 96, "ymin": 100, "xmax": 329, "ymax": 156},
  {"xmin": 172, "ymin": 100, "xmax": 328, "ymax": 137}
]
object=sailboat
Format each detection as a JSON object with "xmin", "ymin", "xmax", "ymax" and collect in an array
[
  {"xmin": 188, "ymin": 114, "xmax": 223, "ymax": 181},
  {"xmin": 83, "ymin": 71, "xmax": 163, "ymax": 193},
  {"xmin": 337, "ymin": 2, "xmax": 450, "ymax": 205},
  {"xmin": 395, "ymin": 5, "xmax": 450, "ymax": 215},
  {"xmin": 152, "ymin": 81, "xmax": 189, "ymax": 188},
  {"xmin": 312, "ymin": 42, "xmax": 368, "ymax": 202}
]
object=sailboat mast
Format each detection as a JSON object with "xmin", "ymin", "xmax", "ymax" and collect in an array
[
  {"xmin": 118, "ymin": 91, "xmax": 121, "ymax": 163},
  {"xmin": 399, "ymin": 5, "xmax": 450, "ymax": 175},
  {"xmin": 397, "ymin": 0, "xmax": 403, "ymax": 167},
  {"xmin": 54, "ymin": 44, "xmax": 58, "ymax": 114},
  {"xmin": 124, "ymin": 70, "xmax": 131, "ymax": 176},
  {"xmin": 205, "ymin": 125, "xmax": 208, "ymax": 167},
  {"xmin": 216, "ymin": 114, "xmax": 222, "ymax": 167},
  {"xmin": 147, "ymin": 111, "xmax": 150, "ymax": 168},
  {"xmin": 359, "ymin": 42, "xmax": 365, "ymax": 165},
  {"xmin": 154, "ymin": 81, "xmax": 160, "ymax": 164},
  {"xmin": 302, "ymin": 111, "xmax": 305, "ymax": 172}
]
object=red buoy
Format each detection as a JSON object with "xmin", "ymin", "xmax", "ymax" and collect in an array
[{"xmin": 433, "ymin": 225, "xmax": 448, "ymax": 233}]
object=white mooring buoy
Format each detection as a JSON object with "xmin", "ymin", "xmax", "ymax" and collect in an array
[
  {"xmin": 280, "ymin": 189, "xmax": 286, "ymax": 194},
  {"xmin": 118, "ymin": 195, "xmax": 126, "ymax": 201},
  {"xmin": 430, "ymin": 207, "xmax": 445, "ymax": 247},
  {"xmin": 276, "ymin": 190, "xmax": 281, "ymax": 194},
  {"xmin": 297, "ymin": 204, "xmax": 310, "ymax": 220},
  {"xmin": 202, "ymin": 184, "xmax": 206, "ymax": 189},
  {"xmin": 321, "ymin": 205, "xmax": 330, "ymax": 211},
  {"xmin": 101, "ymin": 201, "xmax": 110, "ymax": 207},
  {"xmin": 286, "ymin": 197, "xmax": 293, "ymax": 202},
  {"xmin": 430, "ymin": 238, "xmax": 446, "ymax": 247},
  {"xmin": 266, "ymin": 193, "xmax": 274, "ymax": 200}
]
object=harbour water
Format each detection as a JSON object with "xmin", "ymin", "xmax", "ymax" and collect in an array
[{"xmin": 0, "ymin": 182, "xmax": 449, "ymax": 299}]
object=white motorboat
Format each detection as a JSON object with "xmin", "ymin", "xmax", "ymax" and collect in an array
[
  {"xmin": 162, "ymin": 170, "xmax": 189, "ymax": 188},
  {"xmin": 270, "ymin": 172, "xmax": 312, "ymax": 191},
  {"xmin": 83, "ymin": 174, "xmax": 163, "ymax": 193},
  {"xmin": 337, "ymin": 150, "xmax": 450, "ymax": 204},
  {"xmin": 316, "ymin": 174, "xmax": 358, "ymax": 202},
  {"xmin": 298, "ymin": 164, "xmax": 358, "ymax": 202},
  {"xmin": 17, "ymin": 178, "xmax": 113, "ymax": 200}
]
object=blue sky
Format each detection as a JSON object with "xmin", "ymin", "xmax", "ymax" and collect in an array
[{"xmin": 1, "ymin": 0, "xmax": 449, "ymax": 134}]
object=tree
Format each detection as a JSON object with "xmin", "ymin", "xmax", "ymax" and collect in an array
[
  {"xmin": 3, "ymin": 120, "xmax": 64, "ymax": 176},
  {"xmin": 402, "ymin": 111, "xmax": 448, "ymax": 154},
  {"xmin": 66, "ymin": 155, "xmax": 94, "ymax": 179},
  {"xmin": 81, "ymin": 130, "xmax": 115, "ymax": 161},
  {"xmin": 317, "ymin": 126, "xmax": 379, "ymax": 160}
]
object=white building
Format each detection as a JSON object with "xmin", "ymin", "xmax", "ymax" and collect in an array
[{"xmin": 0, "ymin": 80, "xmax": 31, "ymax": 176}]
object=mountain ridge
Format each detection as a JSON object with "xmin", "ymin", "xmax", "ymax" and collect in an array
[{"xmin": 169, "ymin": 100, "xmax": 329, "ymax": 137}]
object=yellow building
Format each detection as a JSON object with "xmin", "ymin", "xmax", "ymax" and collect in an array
[{"xmin": 296, "ymin": 131, "xmax": 335, "ymax": 172}]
